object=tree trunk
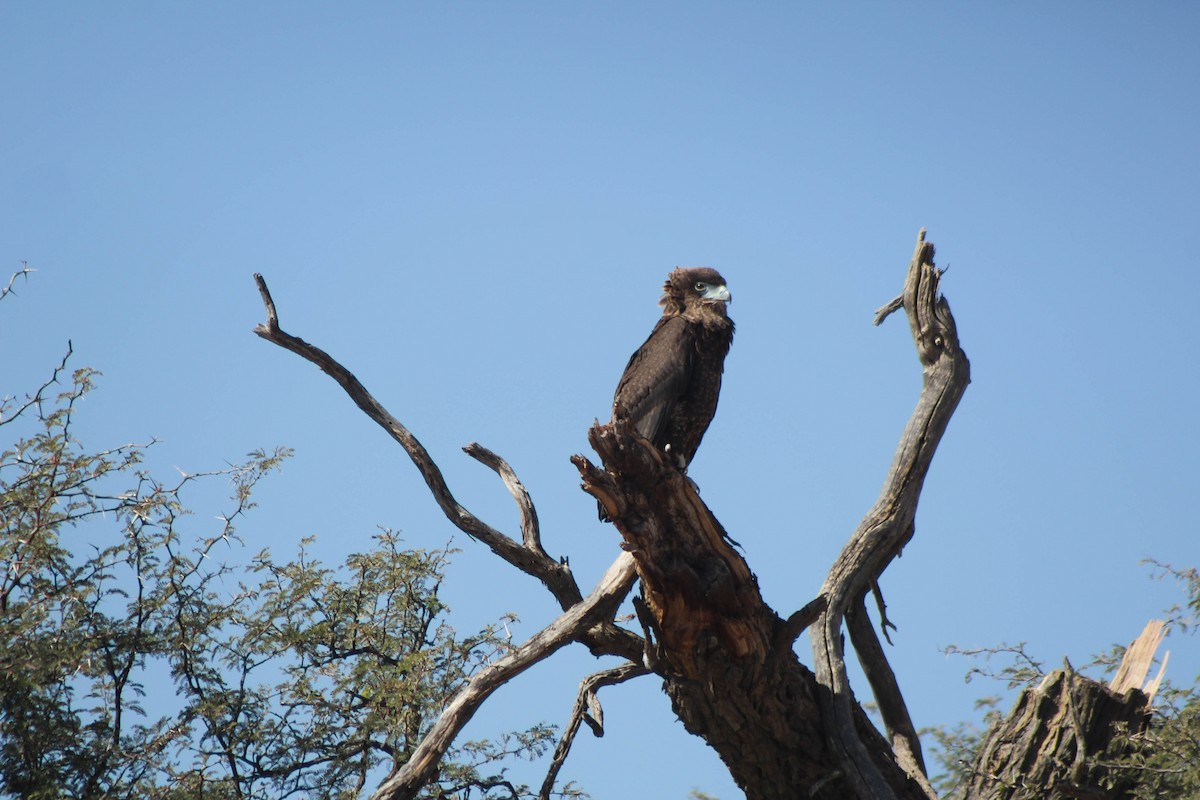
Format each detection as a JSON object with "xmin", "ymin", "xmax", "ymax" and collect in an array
[{"xmin": 579, "ymin": 425, "xmax": 927, "ymax": 800}]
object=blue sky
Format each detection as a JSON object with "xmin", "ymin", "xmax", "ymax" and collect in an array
[{"xmin": 3, "ymin": 3, "xmax": 1199, "ymax": 797}]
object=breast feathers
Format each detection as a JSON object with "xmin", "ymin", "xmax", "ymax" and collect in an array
[{"xmin": 611, "ymin": 266, "xmax": 734, "ymax": 471}]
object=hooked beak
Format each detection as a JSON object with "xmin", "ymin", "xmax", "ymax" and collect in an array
[{"xmin": 703, "ymin": 284, "xmax": 732, "ymax": 304}]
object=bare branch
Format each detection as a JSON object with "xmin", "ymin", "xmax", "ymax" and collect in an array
[
  {"xmin": 0, "ymin": 262, "xmax": 35, "ymax": 304},
  {"xmin": 463, "ymin": 442, "xmax": 546, "ymax": 559},
  {"xmin": 253, "ymin": 271, "xmax": 279, "ymax": 329},
  {"xmin": 0, "ymin": 341, "xmax": 73, "ymax": 428},
  {"xmin": 538, "ymin": 661, "xmax": 650, "ymax": 800},
  {"xmin": 370, "ymin": 552, "xmax": 639, "ymax": 800},
  {"xmin": 870, "ymin": 579, "xmax": 897, "ymax": 646},
  {"xmin": 811, "ymin": 228, "xmax": 970, "ymax": 800},
  {"xmin": 872, "ymin": 294, "xmax": 903, "ymax": 326},
  {"xmin": 775, "ymin": 594, "xmax": 829, "ymax": 652},
  {"xmin": 251, "ymin": 273, "xmax": 583, "ymax": 610},
  {"xmin": 845, "ymin": 596, "xmax": 933, "ymax": 793}
]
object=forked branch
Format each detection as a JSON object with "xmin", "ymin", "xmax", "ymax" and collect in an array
[
  {"xmin": 252, "ymin": 273, "xmax": 582, "ymax": 608},
  {"xmin": 811, "ymin": 229, "xmax": 971, "ymax": 799}
]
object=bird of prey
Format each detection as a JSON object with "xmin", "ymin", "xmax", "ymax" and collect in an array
[{"xmin": 599, "ymin": 267, "xmax": 734, "ymax": 519}]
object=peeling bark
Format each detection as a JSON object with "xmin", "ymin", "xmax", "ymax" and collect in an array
[{"xmin": 575, "ymin": 417, "xmax": 926, "ymax": 799}]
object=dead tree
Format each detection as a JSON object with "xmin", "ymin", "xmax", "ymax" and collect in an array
[{"xmin": 253, "ymin": 230, "xmax": 1159, "ymax": 800}]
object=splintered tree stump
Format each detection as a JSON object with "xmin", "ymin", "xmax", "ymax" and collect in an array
[{"xmin": 963, "ymin": 668, "xmax": 1153, "ymax": 800}]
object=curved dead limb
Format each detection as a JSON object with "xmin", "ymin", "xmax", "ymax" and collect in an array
[
  {"xmin": 846, "ymin": 597, "xmax": 934, "ymax": 796},
  {"xmin": 811, "ymin": 229, "xmax": 970, "ymax": 799},
  {"xmin": 370, "ymin": 553, "xmax": 639, "ymax": 800},
  {"xmin": 538, "ymin": 661, "xmax": 650, "ymax": 800},
  {"xmin": 252, "ymin": 273, "xmax": 582, "ymax": 609},
  {"xmin": 463, "ymin": 442, "xmax": 546, "ymax": 559}
]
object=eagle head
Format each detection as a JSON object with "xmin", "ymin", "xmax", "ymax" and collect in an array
[{"xmin": 661, "ymin": 267, "xmax": 732, "ymax": 317}]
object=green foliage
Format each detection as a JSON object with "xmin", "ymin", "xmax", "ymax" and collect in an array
[
  {"xmin": 922, "ymin": 696, "xmax": 1001, "ymax": 799},
  {"xmin": 0, "ymin": 357, "xmax": 566, "ymax": 798},
  {"xmin": 926, "ymin": 563, "xmax": 1200, "ymax": 800},
  {"xmin": 1107, "ymin": 561, "xmax": 1200, "ymax": 800}
]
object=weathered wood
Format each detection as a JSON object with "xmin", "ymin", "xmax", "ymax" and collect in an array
[
  {"xmin": 960, "ymin": 621, "xmax": 1166, "ymax": 800},
  {"xmin": 963, "ymin": 666, "xmax": 1152, "ymax": 800},
  {"xmin": 575, "ymin": 424, "xmax": 927, "ymax": 800},
  {"xmin": 811, "ymin": 229, "xmax": 970, "ymax": 800},
  {"xmin": 1109, "ymin": 620, "xmax": 1167, "ymax": 700}
]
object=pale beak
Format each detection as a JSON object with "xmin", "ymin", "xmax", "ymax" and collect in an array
[{"xmin": 703, "ymin": 284, "xmax": 732, "ymax": 303}]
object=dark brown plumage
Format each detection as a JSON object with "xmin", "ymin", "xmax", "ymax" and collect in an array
[{"xmin": 600, "ymin": 267, "xmax": 733, "ymax": 519}]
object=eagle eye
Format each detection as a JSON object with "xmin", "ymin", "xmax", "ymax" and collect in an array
[{"xmin": 694, "ymin": 281, "xmax": 707, "ymax": 292}]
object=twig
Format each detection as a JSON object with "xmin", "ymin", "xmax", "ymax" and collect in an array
[
  {"xmin": 0, "ymin": 262, "xmax": 35, "ymax": 304},
  {"xmin": 871, "ymin": 579, "xmax": 897, "ymax": 645},
  {"xmin": 873, "ymin": 295, "xmax": 904, "ymax": 326},
  {"xmin": 538, "ymin": 661, "xmax": 650, "ymax": 799},
  {"xmin": 0, "ymin": 342, "xmax": 73, "ymax": 428}
]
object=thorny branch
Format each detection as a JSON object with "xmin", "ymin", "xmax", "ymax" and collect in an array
[
  {"xmin": 0, "ymin": 262, "xmax": 35, "ymax": 304},
  {"xmin": 0, "ymin": 341, "xmax": 73, "ymax": 428}
]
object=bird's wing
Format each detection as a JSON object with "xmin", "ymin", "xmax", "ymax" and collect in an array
[{"xmin": 612, "ymin": 315, "xmax": 694, "ymax": 445}]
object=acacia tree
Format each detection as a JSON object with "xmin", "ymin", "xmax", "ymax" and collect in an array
[
  {"xmin": 0, "ymin": 274, "xmax": 570, "ymax": 798},
  {"xmin": 250, "ymin": 230, "xmax": 1174, "ymax": 800}
]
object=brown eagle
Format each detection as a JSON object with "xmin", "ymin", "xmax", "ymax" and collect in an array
[{"xmin": 600, "ymin": 267, "xmax": 734, "ymax": 518}]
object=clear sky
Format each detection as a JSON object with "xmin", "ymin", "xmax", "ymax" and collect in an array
[{"xmin": 3, "ymin": 3, "xmax": 1198, "ymax": 798}]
